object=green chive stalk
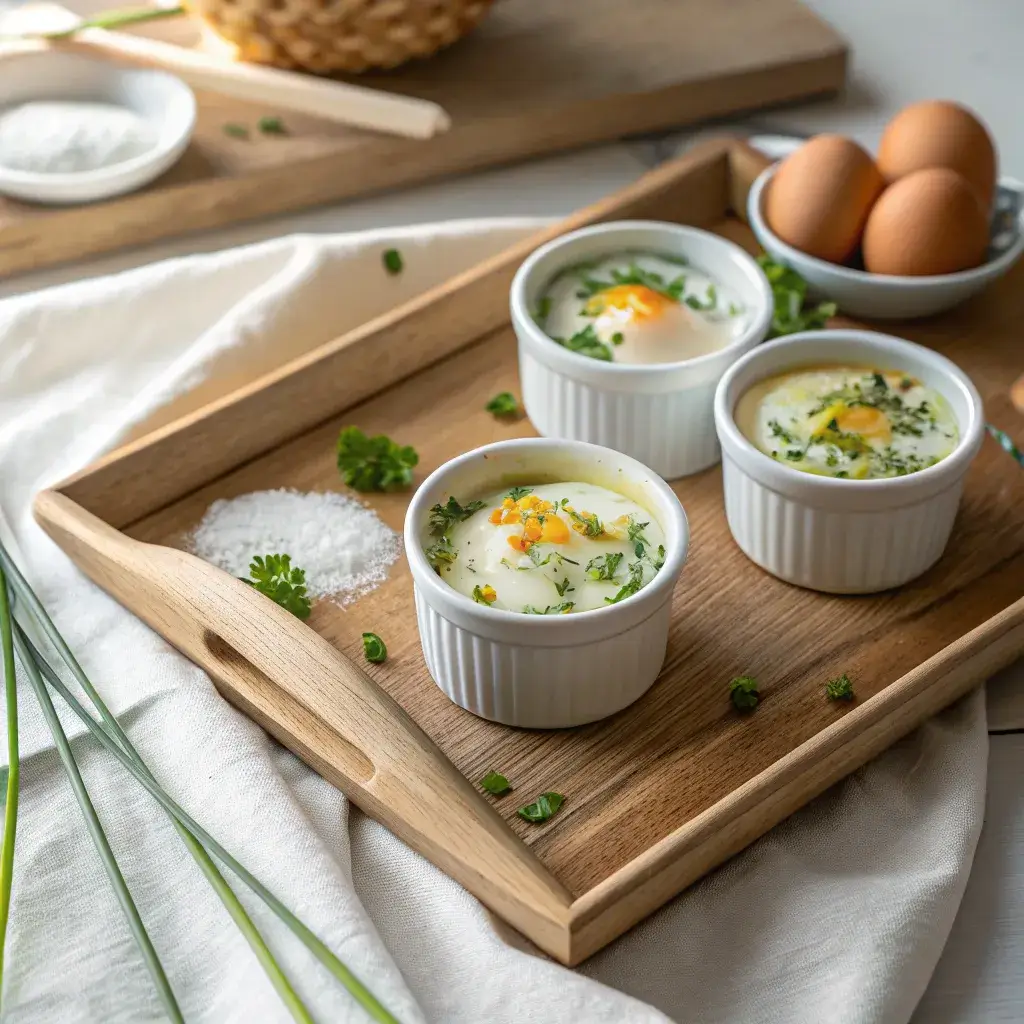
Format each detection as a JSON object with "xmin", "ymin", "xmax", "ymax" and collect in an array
[
  {"xmin": 0, "ymin": 567, "xmax": 314, "ymax": 1024},
  {"xmin": 46, "ymin": 5, "xmax": 186, "ymax": 38},
  {"xmin": 11, "ymin": 628, "xmax": 184, "ymax": 1024},
  {"xmin": 0, "ymin": 570, "xmax": 18, "ymax": 1009},
  {"xmin": 0, "ymin": 545, "xmax": 400, "ymax": 1024}
]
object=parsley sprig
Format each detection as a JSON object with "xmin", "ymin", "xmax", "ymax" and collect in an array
[
  {"xmin": 517, "ymin": 792, "xmax": 565, "ymax": 823},
  {"xmin": 337, "ymin": 426, "xmax": 418, "ymax": 492},
  {"xmin": 428, "ymin": 496, "xmax": 486, "ymax": 535},
  {"xmin": 730, "ymin": 675, "xmax": 760, "ymax": 713},
  {"xmin": 825, "ymin": 673, "xmax": 855, "ymax": 701},
  {"xmin": 244, "ymin": 554, "xmax": 311, "ymax": 620},
  {"xmin": 485, "ymin": 392, "xmax": 521, "ymax": 418}
]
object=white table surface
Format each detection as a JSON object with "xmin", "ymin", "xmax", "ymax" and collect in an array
[{"xmin": 2, "ymin": 1, "xmax": 1022, "ymax": 1020}]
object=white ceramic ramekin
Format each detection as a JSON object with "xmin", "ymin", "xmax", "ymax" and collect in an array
[
  {"xmin": 714, "ymin": 330, "xmax": 985, "ymax": 594},
  {"xmin": 404, "ymin": 438, "xmax": 689, "ymax": 728},
  {"xmin": 510, "ymin": 221, "xmax": 773, "ymax": 480}
]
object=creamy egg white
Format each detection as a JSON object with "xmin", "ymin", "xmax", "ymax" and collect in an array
[
  {"xmin": 424, "ymin": 482, "xmax": 666, "ymax": 614},
  {"xmin": 735, "ymin": 366, "xmax": 959, "ymax": 479},
  {"xmin": 536, "ymin": 251, "xmax": 745, "ymax": 365}
]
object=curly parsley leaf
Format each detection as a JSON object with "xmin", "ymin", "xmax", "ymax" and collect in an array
[
  {"xmin": 485, "ymin": 392, "xmax": 520, "ymax": 418},
  {"xmin": 337, "ymin": 426, "xmax": 418, "ymax": 492},
  {"xmin": 517, "ymin": 792, "xmax": 565, "ymax": 823},
  {"xmin": 730, "ymin": 675, "xmax": 760, "ymax": 713},
  {"xmin": 362, "ymin": 632, "xmax": 387, "ymax": 664},
  {"xmin": 428, "ymin": 496, "xmax": 487, "ymax": 535},
  {"xmin": 425, "ymin": 536, "xmax": 457, "ymax": 571},
  {"xmin": 825, "ymin": 673, "xmax": 855, "ymax": 701},
  {"xmin": 245, "ymin": 554, "xmax": 311, "ymax": 620},
  {"xmin": 480, "ymin": 771, "xmax": 512, "ymax": 796}
]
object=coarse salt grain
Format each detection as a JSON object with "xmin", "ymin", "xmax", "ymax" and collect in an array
[{"xmin": 190, "ymin": 489, "xmax": 401, "ymax": 605}]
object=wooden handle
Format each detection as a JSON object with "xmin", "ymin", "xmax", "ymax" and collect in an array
[
  {"xmin": 34, "ymin": 490, "xmax": 573, "ymax": 958},
  {"xmin": 727, "ymin": 139, "xmax": 774, "ymax": 224},
  {"xmin": 55, "ymin": 30, "xmax": 451, "ymax": 139}
]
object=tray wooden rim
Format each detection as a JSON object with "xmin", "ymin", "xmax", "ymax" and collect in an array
[{"xmin": 36, "ymin": 139, "xmax": 1024, "ymax": 965}]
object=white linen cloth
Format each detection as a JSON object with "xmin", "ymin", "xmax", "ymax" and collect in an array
[{"xmin": 0, "ymin": 219, "xmax": 988, "ymax": 1024}]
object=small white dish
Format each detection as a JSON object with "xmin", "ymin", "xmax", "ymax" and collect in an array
[
  {"xmin": 714, "ymin": 329, "xmax": 985, "ymax": 594},
  {"xmin": 747, "ymin": 154, "xmax": 1024, "ymax": 321},
  {"xmin": 510, "ymin": 221, "xmax": 773, "ymax": 480},
  {"xmin": 404, "ymin": 438, "xmax": 689, "ymax": 728},
  {"xmin": 0, "ymin": 53, "xmax": 195, "ymax": 205}
]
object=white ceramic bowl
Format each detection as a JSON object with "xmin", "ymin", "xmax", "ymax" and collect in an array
[
  {"xmin": 404, "ymin": 438, "xmax": 689, "ymax": 728},
  {"xmin": 714, "ymin": 329, "xmax": 984, "ymax": 594},
  {"xmin": 510, "ymin": 221, "xmax": 773, "ymax": 480},
  {"xmin": 748, "ymin": 160, "xmax": 1024, "ymax": 321},
  {"xmin": 0, "ymin": 53, "xmax": 195, "ymax": 205}
]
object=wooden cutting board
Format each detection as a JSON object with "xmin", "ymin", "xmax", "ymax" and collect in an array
[
  {"xmin": 0, "ymin": 0, "xmax": 846, "ymax": 276},
  {"xmin": 35, "ymin": 140, "xmax": 1024, "ymax": 965}
]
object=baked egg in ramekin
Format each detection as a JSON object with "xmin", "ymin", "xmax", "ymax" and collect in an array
[
  {"xmin": 713, "ymin": 329, "xmax": 984, "ymax": 594},
  {"xmin": 404, "ymin": 438, "xmax": 689, "ymax": 728},
  {"xmin": 510, "ymin": 221, "xmax": 773, "ymax": 480}
]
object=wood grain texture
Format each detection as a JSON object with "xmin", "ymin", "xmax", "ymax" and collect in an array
[
  {"xmin": 35, "ymin": 144, "xmax": 1024, "ymax": 963},
  {"xmin": 0, "ymin": 0, "xmax": 845, "ymax": 277},
  {"xmin": 35, "ymin": 489, "xmax": 574, "ymax": 960}
]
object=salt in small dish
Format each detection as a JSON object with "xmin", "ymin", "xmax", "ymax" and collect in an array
[
  {"xmin": 404, "ymin": 437, "xmax": 689, "ymax": 729},
  {"xmin": 746, "ymin": 136, "xmax": 1024, "ymax": 321},
  {"xmin": 0, "ymin": 52, "xmax": 195, "ymax": 205},
  {"xmin": 714, "ymin": 328, "xmax": 984, "ymax": 594},
  {"xmin": 510, "ymin": 221, "xmax": 773, "ymax": 480}
]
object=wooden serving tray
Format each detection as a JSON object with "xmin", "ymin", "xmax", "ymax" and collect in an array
[
  {"xmin": 0, "ymin": 0, "xmax": 846, "ymax": 276},
  {"xmin": 35, "ymin": 140, "xmax": 1024, "ymax": 965}
]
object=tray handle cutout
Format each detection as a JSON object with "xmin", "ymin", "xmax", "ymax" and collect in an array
[{"xmin": 34, "ymin": 489, "xmax": 575, "ymax": 961}]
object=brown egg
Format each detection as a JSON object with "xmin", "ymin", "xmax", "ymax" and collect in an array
[
  {"xmin": 862, "ymin": 168, "xmax": 989, "ymax": 276},
  {"xmin": 765, "ymin": 135, "xmax": 885, "ymax": 263},
  {"xmin": 877, "ymin": 100, "xmax": 997, "ymax": 209}
]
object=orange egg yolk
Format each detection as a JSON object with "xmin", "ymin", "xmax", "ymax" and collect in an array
[
  {"xmin": 835, "ymin": 405, "xmax": 892, "ymax": 442},
  {"xmin": 492, "ymin": 495, "xmax": 572, "ymax": 552},
  {"xmin": 584, "ymin": 284, "xmax": 672, "ymax": 321}
]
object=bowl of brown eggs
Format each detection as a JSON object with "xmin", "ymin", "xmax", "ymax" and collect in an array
[{"xmin": 747, "ymin": 101, "xmax": 1024, "ymax": 320}]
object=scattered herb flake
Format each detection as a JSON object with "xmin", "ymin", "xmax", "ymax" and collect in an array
[
  {"xmin": 757, "ymin": 255, "xmax": 837, "ymax": 338},
  {"xmin": 337, "ymin": 426, "xmax": 418, "ymax": 492},
  {"xmin": 605, "ymin": 560, "xmax": 645, "ymax": 605},
  {"xmin": 425, "ymin": 536, "xmax": 457, "ymax": 570},
  {"xmin": 244, "ymin": 554, "xmax": 311, "ymax": 620},
  {"xmin": 730, "ymin": 675, "xmax": 759, "ymax": 713},
  {"xmin": 585, "ymin": 552, "xmax": 623, "ymax": 582},
  {"xmin": 257, "ymin": 116, "xmax": 286, "ymax": 135},
  {"xmin": 485, "ymin": 392, "xmax": 520, "ymax": 418},
  {"xmin": 480, "ymin": 771, "xmax": 511, "ymax": 796},
  {"xmin": 473, "ymin": 584, "xmax": 497, "ymax": 605},
  {"xmin": 506, "ymin": 486, "xmax": 533, "ymax": 501},
  {"xmin": 563, "ymin": 504, "xmax": 604, "ymax": 537},
  {"xmin": 428, "ymin": 496, "xmax": 487, "ymax": 535},
  {"xmin": 517, "ymin": 792, "xmax": 565, "ymax": 823},
  {"xmin": 554, "ymin": 577, "xmax": 574, "ymax": 597},
  {"xmin": 522, "ymin": 602, "xmax": 575, "ymax": 615},
  {"xmin": 361, "ymin": 632, "xmax": 387, "ymax": 664},
  {"xmin": 825, "ymin": 673, "xmax": 855, "ymax": 701},
  {"xmin": 553, "ymin": 323, "xmax": 614, "ymax": 362},
  {"xmin": 382, "ymin": 248, "xmax": 404, "ymax": 275},
  {"xmin": 223, "ymin": 123, "xmax": 249, "ymax": 139},
  {"xmin": 611, "ymin": 331, "xmax": 625, "ymax": 345},
  {"xmin": 534, "ymin": 296, "xmax": 552, "ymax": 325}
]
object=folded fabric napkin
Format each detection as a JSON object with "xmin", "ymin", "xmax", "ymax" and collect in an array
[{"xmin": 0, "ymin": 219, "xmax": 986, "ymax": 1023}]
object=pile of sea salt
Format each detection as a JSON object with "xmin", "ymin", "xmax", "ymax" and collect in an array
[{"xmin": 190, "ymin": 489, "xmax": 401, "ymax": 605}]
